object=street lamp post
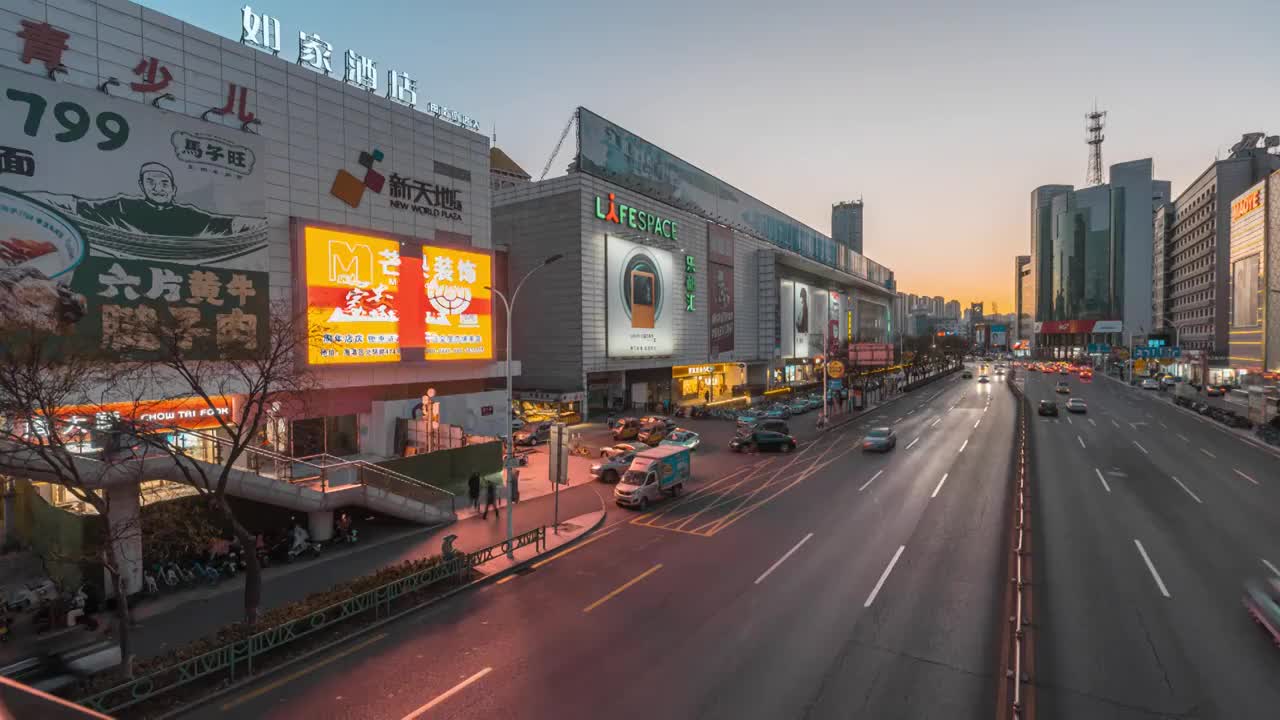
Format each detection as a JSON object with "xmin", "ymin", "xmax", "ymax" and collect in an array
[{"xmin": 486, "ymin": 252, "xmax": 563, "ymax": 558}]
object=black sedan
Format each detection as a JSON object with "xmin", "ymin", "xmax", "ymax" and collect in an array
[
  {"xmin": 729, "ymin": 430, "xmax": 796, "ymax": 453},
  {"xmin": 1037, "ymin": 400, "xmax": 1059, "ymax": 417}
]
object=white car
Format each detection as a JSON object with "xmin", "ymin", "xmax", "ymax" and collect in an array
[{"xmin": 1141, "ymin": 378, "xmax": 1161, "ymax": 390}]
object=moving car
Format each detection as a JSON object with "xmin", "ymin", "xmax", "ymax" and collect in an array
[
  {"xmin": 1059, "ymin": 368, "xmax": 1069, "ymax": 375},
  {"xmin": 1244, "ymin": 576, "xmax": 1280, "ymax": 645},
  {"xmin": 861, "ymin": 427, "xmax": 897, "ymax": 452},
  {"xmin": 1161, "ymin": 374, "xmax": 1181, "ymax": 387},
  {"xmin": 611, "ymin": 417, "xmax": 641, "ymax": 441},
  {"xmin": 729, "ymin": 429, "xmax": 797, "ymax": 453},
  {"xmin": 660, "ymin": 429, "xmax": 702, "ymax": 451},
  {"xmin": 978, "ymin": 375, "xmax": 990, "ymax": 384},
  {"xmin": 1054, "ymin": 381, "xmax": 1071, "ymax": 394},
  {"xmin": 513, "ymin": 421, "xmax": 551, "ymax": 446},
  {"xmin": 740, "ymin": 418, "xmax": 791, "ymax": 435},
  {"xmin": 1038, "ymin": 400, "xmax": 1059, "ymax": 417},
  {"xmin": 590, "ymin": 451, "xmax": 636, "ymax": 483},
  {"xmin": 1065, "ymin": 398, "xmax": 1087, "ymax": 413},
  {"xmin": 614, "ymin": 445, "xmax": 691, "ymax": 510},
  {"xmin": 1141, "ymin": 378, "xmax": 1161, "ymax": 390},
  {"xmin": 1206, "ymin": 385, "xmax": 1225, "ymax": 397},
  {"xmin": 1080, "ymin": 370, "xmax": 1093, "ymax": 381},
  {"xmin": 637, "ymin": 422, "xmax": 670, "ymax": 446},
  {"xmin": 962, "ymin": 370, "xmax": 973, "ymax": 379}
]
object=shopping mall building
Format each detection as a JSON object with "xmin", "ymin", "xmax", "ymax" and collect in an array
[{"xmin": 494, "ymin": 109, "xmax": 896, "ymax": 420}]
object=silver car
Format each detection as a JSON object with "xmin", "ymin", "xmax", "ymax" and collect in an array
[
  {"xmin": 589, "ymin": 451, "xmax": 635, "ymax": 484},
  {"xmin": 861, "ymin": 427, "xmax": 897, "ymax": 452}
]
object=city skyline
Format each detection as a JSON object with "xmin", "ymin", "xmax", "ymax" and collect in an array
[{"xmin": 141, "ymin": 0, "xmax": 1280, "ymax": 310}]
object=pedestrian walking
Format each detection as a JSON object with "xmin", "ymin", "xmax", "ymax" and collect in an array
[
  {"xmin": 467, "ymin": 471, "xmax": 481, "ymax": 511},
  {"xmin": 482, "ymin": 480, "xmax": 500, "ymax": 519}
]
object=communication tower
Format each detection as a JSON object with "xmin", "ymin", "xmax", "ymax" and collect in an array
[{"xmin": 1086, "ymin": 106, "xmax": 1106, "ymax": 186}]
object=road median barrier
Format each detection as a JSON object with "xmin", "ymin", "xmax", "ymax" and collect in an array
[{"xmin": 997, "ymin": 371, "xmax": 1035, "ymax": 720}]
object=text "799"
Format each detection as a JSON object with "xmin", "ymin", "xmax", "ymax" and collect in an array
[{"xmin": 6, "ymin": 88, "xmax": 129, "ymax": 151}]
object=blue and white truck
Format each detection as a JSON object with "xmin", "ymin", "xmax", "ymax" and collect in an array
[{"xmin": 613, "ymin": 445, "xmax": 691, "ymax": 510}]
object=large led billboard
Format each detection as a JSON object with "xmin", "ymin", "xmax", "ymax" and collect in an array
[
  {"xmin": 298, "ymin": 223, "xmax": 492, "ymax": 365},
  {"xmin": 606, "ymin": 235, "xmax": 676, "ymax": 357}
]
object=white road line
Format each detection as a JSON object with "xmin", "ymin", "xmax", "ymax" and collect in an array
[
  {"xmin": 974, "ymin": 419, "xmax": 981, "ymax": 429},
  {"xmin": 1088, "ymin": 418, "xmax": 1096, "ymax": 426},
  {"xmin": 1263, "ymin": 558, "xmax": 1280, "ymax": 577},
  {"xmin": 1111, "ymin": 419, "xmax": 1121, "ymax": 428},
  {"xmin": 1170, "ymin": 476, "xmax": 1203, "ymax": 504},
  {"xmin": 1234, "ymin": 469, "xmax": 1259, "ymax": 486},
  {"xmin": 1133, "ymin": 441, "xmax": 1149, "ymax": 455},
  {"xmin": 754, "ymin": 532, "xmax": 814, "ymax": 584},
  {"xmin": 930, "ymin": 417, "xmax": 942, "ymax": 428},
  {"xmin": 931, "ymin": 473, "xmax": 949, "ymax": 498},
  {"xmin": 1199, "ymin": 448, "xmax": 1216, "ymax": 459},
  {"xmin": 983, "ymin": 406, "xmax": 989, "ymax": 413},
  {"xmin": 1066, "ymin": 416, "xmax": 1073, "ymax": 425},
  {"xmin": 906, "ymin": 437, "xmax": 920, "ymax": 450},
  {"xmin": 1133, "ymin": 539, "xmax": 1171, "ymax": 598},
  {"xmin": 864, "ymin": 545, "xmax": 906, "ymax": 607},
  {"xmin": 894, "ymin": 417, "xmax": 904, "ymax": 423},
  {"xmin": 1177, "ymin": 434, "xmax": 1189, "ymax": 442},
  {"xmin": 949, "ymin": 405, "xmax": 956, "ymax": 411},
  {"xmin": 859, "ymin": 470, "xmax": 884, "ymax": 492},
  {"xmin": 402, "ymin": 667, "xmax": 494, "ymax": 719},
  {"xmin": 1094, "ymin": 468, "xmax": 1111, "ymax": 493},
  {"xmin": 906, "ymin": 410, "xmax": 915, "ymax": 416},
  {"xmin": 959, "ymin": 439, "xmax": 968, "ymax": 453},
  {"xmin": 1159, "ymin": 422, "xmax": 1168, "ymax": 429},
  {"xmin": 1077, "ymin": 435, "xmax": 1086, "ymax": 449}
]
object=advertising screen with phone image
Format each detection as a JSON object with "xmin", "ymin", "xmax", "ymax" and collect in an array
[{"xmin": 606, "ymin": 235, "xmax": 675, "ymax": 357}]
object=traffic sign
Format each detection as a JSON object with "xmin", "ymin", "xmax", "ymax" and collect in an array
[
  {"xmin": 1087, "ymin": 343, "xmax": 1111, "ymax": 354},
  {"xmin": 1132, "ymin": 346, "xmax": 1181, "ymax": 359},
  {"xmin": 827, "ymin": 360, "xmax": 845, "ymax": 378}
]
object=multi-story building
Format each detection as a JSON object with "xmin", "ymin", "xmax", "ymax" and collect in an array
[
  {"xmin": 1154, "ymin": 137, "xmax": 1280, "ymax": 364},
  {"xmin": 1031, "ymin": 184, "xmax": 1074, "ymax": 321},
  {"xmin": 1152, "ymin": 201, "xmax": 1175, "ymax": 338},
  {"xmin": 490, "ymin": 146, "xmax": 532, "ymax": 192},
  {"xmin": 1030, "ymin": 160, "xmax": 1170, "ymax": 356},
  {"xmin": 1014, "ymin": 255, "xmax": 1031, "ymax": 344},
  {"xmin": 1226, "ymin": 169, "xmax": 1280, "ymax": 386},
  {"xmin": 831, "ymin": 200, "xmax": 864, "ymax": 255},
  {"xmin": 931, "ymin": 295, "xmax": 945, "ymax": 318},
  {"xmin": 945, "ymin": 299, "xmax": 961, "ymax": 320},
  {"xmin": 892, "ymin": 292, "xmax": 908, "ymax": 342}
]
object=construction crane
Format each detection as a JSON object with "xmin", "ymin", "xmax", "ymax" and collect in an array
[{"xmin": 539, "ymin": 110, "xmax": 578, "ymax": 181}]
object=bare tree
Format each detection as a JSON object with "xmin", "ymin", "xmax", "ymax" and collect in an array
[
  {"xmin": 0, "ymin": 326, "xmax": 151, "ymax": 678},
  {"xmin": 141, "ymin": 301, "xmax": 316, "ymax": 626}
]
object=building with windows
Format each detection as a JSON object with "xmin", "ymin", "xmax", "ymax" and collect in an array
[
  {"xmin": 945, "ymin": 299, "xmax": 961, "ymax": 320},
  {"xmin": 494, "ymin": 109, "xmax": 895, "ymax": 414},
  {"xmin": 490, "ymin": 146, "xmax": 532, "ymax": 192},
  {"xmin": 1153, "ymin": 138, "xmax": 1280, "ymax": 364},
  {"xmin": 1030, "ymin": 184, "xmax": 1073, "ymax": 322},
  {"xmin": 1030, "ymin": 160, "xmax": 1170, "ymax": 356},
  {"xmin": 1014, "ymin": 255, "xmax": 1031, "ymax": 344},
  {"xmin": 1226, "ymin": 169, "xmax": 1280, "ymax": 385},
  {"xmin": 831, "ymin": 200, "xmax": 864, "ymax": 255}
]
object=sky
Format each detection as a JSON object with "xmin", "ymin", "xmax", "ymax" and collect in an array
[{"xmin": 143, "ymin": 0, "xmax": 1280, "ymax": 311}]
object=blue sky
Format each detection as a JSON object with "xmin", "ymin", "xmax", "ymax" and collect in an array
[{"xmin": 141, "ymin": 0, "xmax": 1280, "ymax": 311}]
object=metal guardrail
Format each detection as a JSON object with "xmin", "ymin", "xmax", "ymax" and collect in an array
[
  {"xmin": 1000, "ymin": 370, "xmax": 1034, "ymax": 720},
  {"xmin": 76, "ymin": 526, "xmax": 546, "ymax": 715}
]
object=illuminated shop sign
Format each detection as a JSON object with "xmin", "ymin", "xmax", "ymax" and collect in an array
[
  {"xmin": 594, "ymin": 194, "xmax": 679, "ymax": 240},
  {"xmin": 684, "ymin": 254, "xmax": 696, "ymax": 312},
  {"xmin": 1232, "ymin": 189, "xmax": 1262, "ymax": 221},
  {"xmin": 299, "ymin": 224, "xmax": 493, "ymax": 365}
]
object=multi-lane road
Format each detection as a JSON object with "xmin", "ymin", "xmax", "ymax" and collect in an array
[
  {"xmin": 189, "ymin": 368, "xmax": 1016, "ymax": 720},
  {"xmin": 1028, "ymin": 370, "xmax": 1280, "ymax": 720}
]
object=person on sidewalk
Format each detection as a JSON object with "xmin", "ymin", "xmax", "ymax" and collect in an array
[
  {"xmin": 468, "ymin": 471, "xmax": 481, "ymax": 511},
  {"xmin": 482, "ymin": 480, "xmax": 500, "ymax": 519}
]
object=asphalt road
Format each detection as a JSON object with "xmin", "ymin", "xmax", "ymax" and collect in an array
[
  {"xmin": 184, "ymin": 367, "xmax": 1015, "ymax": 720},
  {"xmin": 1027, "ymin": 370, "xmax": 1280, "ymax": 720}
]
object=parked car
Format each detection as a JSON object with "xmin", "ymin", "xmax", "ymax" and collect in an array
[
  {"xmin": 804, "ymin": 396, "xmax": 823, "ymax": 412},
  {"xmin": 788, "ymin": 400, "xmax": 809, "ymax": 415},
  {"xmin": 600, "ymin": 443, "xmax": 640, "ymax": 458},
  {"xmin": 763, "ymin": 404, "xmax": 792, "ymax": 420},
  {"xmin": 509, "ymin": 415, "xmax": 526, "ymax": 431},
  {"xmin": 1065, "ymin": 398, "xmax": 1087, "ymax": 413},
  {"xmin": 1054, "ymin": 381, "xmax": 1071, "ymax": 394},
  {"xmin": 1038, "ymin": 400, "xmax": 1059, "ymax": 417},
  {"xmin": 611, "ymin": 417, "xmax": 642, "ymax": 441},
  {"xmin": 637, "ymin": 422, "xmax": 670, "ymax": 446},
  {"xmin": 1161, "ymin": 374, "xmax": 1181, "ymax": 387},
  {"xmin": 1206, "ymin": 385, "xmax": 1225, "ymax": 397},
  {"xmin": 729, "ymin": 430, "xmax": 796, "ymax": 453},
  {"xmin": 735, "ymin": 410, "xmax": 763, "ymax": 427},
  {"xmin": 860, "ymin": 427, "xmax": 896, "ymax": 452},
  {"xmin": 660, "ymin": 429, "xmax": 702, "ymax": 451},
  {"xmin": 590, "ymin": 451, "xmax": 636, "ymax": 484},
  {"xmin": 639, "ymin": 415, "xmax": 676, "ymax": 431},
  {"xmin": 1141, "ymin": 378, "xmax": 1161, "ymax": 390},
  {"xmin": 513, "ymin": 421, "xmax": 551, "ymax": 446}
]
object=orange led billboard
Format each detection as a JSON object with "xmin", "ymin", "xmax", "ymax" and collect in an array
[{"xmin": 299, "ymin": 224, "xmax": 493, "ymax": 365}]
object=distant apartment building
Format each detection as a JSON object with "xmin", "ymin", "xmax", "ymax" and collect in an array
[
  {"xmin": 945, "ymin": 299, "xmax": 961, "ymax": 320},
  {"xmin": 831, "ymin": 200, "xmax": 864, "ymax": 255},
  {"xmin": 1153, "ymin": 136, "xmax": 1280, "ymax": 362}
]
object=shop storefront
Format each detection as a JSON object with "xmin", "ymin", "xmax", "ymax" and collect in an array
[
  {"xmin": 672, "ymin": 363, "xmax": 746, "ymax": 406},
  {"xmin": 514, "ymin": 391, "xmax": 585, "ymax": 426}
]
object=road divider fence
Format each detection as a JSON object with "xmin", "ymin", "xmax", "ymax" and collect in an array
[{"xmin": 998, "ymin": 370, "xmax": 1035, "ymax": 720}]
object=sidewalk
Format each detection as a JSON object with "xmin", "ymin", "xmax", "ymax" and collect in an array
[{"xmin": 5, "ymin": 487, "xmax": 605, "ymax": 668}]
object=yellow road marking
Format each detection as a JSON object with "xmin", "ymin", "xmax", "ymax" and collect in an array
[
  {"xmin": 495, "ymin": 574, "xmax": 516, "ymax": 585},
  {"xmin": 582, "ymin": 564, "xmax": 663, "ymax": 613},
  {"xmin": 529, "ymin": 526, "xmax": 619, "ymax": 569},
  {"xmin": 220, "ymin": 632, "xmax": 389, "ymax": 711}
]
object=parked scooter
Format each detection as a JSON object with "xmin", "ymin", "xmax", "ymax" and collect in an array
[{"xmin": 285, "ymin": 520, "xmax": 322, "ymax": 562}]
